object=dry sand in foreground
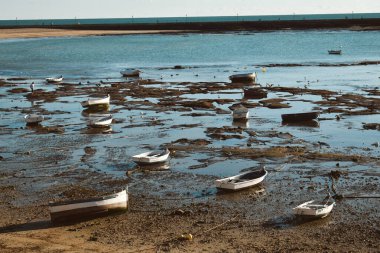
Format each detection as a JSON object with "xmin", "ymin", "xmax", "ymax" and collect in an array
[{"xmin": 0, "ymin": 28, "xmax": 184, "ymax": 39}]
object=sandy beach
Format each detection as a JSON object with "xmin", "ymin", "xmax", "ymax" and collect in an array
[{"xmin": 0, "ymin": 28, "xmax": 186, "ymax": 39}]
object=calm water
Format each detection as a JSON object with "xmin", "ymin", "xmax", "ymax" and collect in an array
[{"xmin": 0, "ymin": 30, "xmax": 380, "ymax": 177}]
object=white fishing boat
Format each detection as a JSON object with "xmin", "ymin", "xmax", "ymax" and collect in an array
[
  {"xmin": 229, "ymin": 73, "xmax": 256, "ymax": 83},
  {"xmin": 293, "ymin": 200, "xmax": 335, "ymax": 218},
  {"xmin": 46, "ymin": 75, "xmax": 63, "ymax": 83},
  {"xmin": 233, "ymin": 106, "xmax": 249, "ymax": 120},
  {"xmin": 49, "ymin": 188, "xmax": 128, "ymax": 223},
  {"xmin": 24, "ymin": 114, "xmax": 44, "ymax": 124},
  {"xmin": 132, "ymin": 149, "xmax": 170, "ymax": 164},
  {"xmin": 81, "ymin": 94, "xmax": 110, "ymax": 108},
  {"xmin": 215, "ymin": 168, "xmax": 268, "ymax": 190},
  {"xmin": 87, "ymin": 115, "xmax": 113, "ymax": 128},
  {"xmin": 121, "ymin": 69, "xmax": 141, "ymax": 77}
]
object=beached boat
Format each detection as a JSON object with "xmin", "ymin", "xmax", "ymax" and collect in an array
[
  {"xmin": 215, "ymin": 168, "xmax": 268, "ymax": 191},
  {"xmin": 49, "ymin": 188, "xmax": 128, "ymax": 223},
  {"xmin": 281, "ymin": 112, "xmax": 319, "ymax": 122},
  {"xmin": 229, "ymin": 73, "xmax": 256, "ymax": 83},
  {"xmin": 87, "ymin": 115, "xmax": 113, "ymax": 128},
  {"xmin": 24, "ymin": 114, "xmax": 44, "ymax": 124},
  {"xmin": 121, "ymin": 69, "xmax": 140, "ymax": 77},
  {"xmin": 328, "ymin": 50, "xmax": 342, "ymax": 55},
  {"xmin": 132, "ymin": 149, "xmax": 170, "ymax": 164},
  {"xmin": 46, "ymin": 75, "xmax": 63, "ymax": 83},
  {"xmin": 293, "ymin": 200, "xmax": 335, "ymax": 218},
  {"xmin": 81, "ymin": 94, "xmax": 110, "ymax": 108},
  {"xmin": 233, "ymin": 106, "xmax": 249, "ymax": 120},
  {"xmin": 243, "ymin": 88, "xmax": 267, "ymax": 99}
]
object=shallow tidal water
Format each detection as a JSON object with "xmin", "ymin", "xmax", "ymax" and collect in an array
[{"xmin": 0, "ymin": 30, "xmax": 380, "ymax": 180}]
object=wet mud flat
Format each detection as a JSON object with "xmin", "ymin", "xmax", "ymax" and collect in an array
[{"xmin": 0, "ymin": 72, "xmax": 379, "ymax": 252}]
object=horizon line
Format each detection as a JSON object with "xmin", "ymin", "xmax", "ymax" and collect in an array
[{"xmin": 1, "ymin": 12, "xmax": 380, "ymax": 22}]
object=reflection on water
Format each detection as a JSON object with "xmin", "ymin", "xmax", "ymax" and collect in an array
[
  {"xmin": 282, "ymin": 120, "xmax": 320, "ymax": 128},
  {"xmin": 232, "ymin": 120, "xmax": 250, "ymax": 128},
  {"xmin": 80, "ymin": 126, "xmax": 113, "ymax": 134}
]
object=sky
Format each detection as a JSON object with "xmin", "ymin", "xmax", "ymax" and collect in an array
[{"xmin": 0, "ymin": 0, "xmax": 380, "ymax": 20}]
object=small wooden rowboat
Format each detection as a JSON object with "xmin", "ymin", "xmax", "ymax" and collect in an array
[
  {"xmin": 121, "ymin": 69, "xmax": 140, "ymax": 77},
  {"xmin": 243, "ymin": 88, "xmax": 267, "ymax": 99},
  {"xmin": 49, "ymin": 189, "xmax": 128, "ymax": 223},
  {"xmin": 46, "ymin": 75, "xmax": 63, "ymax": 83},
  {"xmin": 81, "ymin": 94, "xmax": 110, "ymax": 108},
  {"xmin": 229, "ymin": 73, "xmax": 256, "ymax": 83},
  {"xmin": 293, "ymin": 200, "xmax": 335, "ymax": 218},
  {"xmin": 233, "ymin": 106, "xmax": 249, "ymax": 121},
  {"xmin": 24, "ymin": 114, "xmax": 44, "ymax": 124},
  {"xmin": 87, "ymin": 115, "xmax": 113, "ymax": 128},
  {"xmin": 328, "ymin": 50, "xmax": 342, "ymax": 55},
  {"xmin": 215, "ymin": 168, "xmax": 268, "ymax": 190},
  {"xmin": 132, "ymin": 149, "xmax": 170, "ymax": 164},
  {"xmin": 281, "ymin": 112, "xmax": 319, "ymax": 123}
]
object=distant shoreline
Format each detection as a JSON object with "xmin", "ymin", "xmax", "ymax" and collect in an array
[
  {"xmin": 0, "ymin": 28, "xmax": 188, "ymax": 39},
  {"xmin": 1, "ymin": 19, "xmax": 380, "ymax": 39}
]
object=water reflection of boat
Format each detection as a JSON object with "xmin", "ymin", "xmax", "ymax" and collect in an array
[
  {"xmin": 282, "ymin": 120, "xmax": 320, "ymax": 128},
  {"xmin": 232, "ymin": 120, "xmax": 249, "ymax": 128},
  {"xmin": 243, "ymin": 88, "xmax": 267, "ymax": 99},
  {"xmin": 87, "ymin": 115, "xmax": 113, "ymax": 128},
  {"xmin": 46, "ymin": 75, "xmax": 63, "ymax": 83},
  {"xmin": 132, "ymin": 149, "xmax": 170, "ymax": 164},
  {"xmin": 81, "ymin": 94, "xmax": 110, "ymax": 108},
  {"xmin": 215, "ymin": 167, "xmax": 267, "ymax": 191},
  {"xmin": 138, "ymin": 163, "xmax": 170, "ymax": 171},
  {"xmin": 281, "ymin": 112, "xmax": 319, "ymax": 123},
  {"xmin": 293, "ymin": 199, "xmax": 335, "ymax": 218},
  {"xmin": 229, "ymin": 73, "xmax": 256, "ymax": 83},
  {"xmin": 24, "ymin": 114, "xmax": 44, "ymax": 125},
  {"xmin": 82, "ymin": 126, "xmax": 113, "ymax": 134},
  {"xmin": 49, "ymin": 188, "xmax": 128, "ymax": 223}
]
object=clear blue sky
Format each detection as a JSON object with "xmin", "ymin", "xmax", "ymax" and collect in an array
[{"xmin": 1, "ymin": 0, "xmax": 379, "ymax": 20}]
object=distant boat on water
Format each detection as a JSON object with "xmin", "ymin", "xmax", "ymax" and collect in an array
[
  {"xmin": 121, "ymin": 69, "xmax": 140, "ymax": 77},
  {"xmin": 24, "ymin": 114, "xmax": 44, "ymax": 124},
  {"xmin": 229, "ymin": 73, "xmax": 256, "ymax": 83},
  {"xmin": 81, "ymin": 94, "xmax": 110, "ymax": 108},
  {"xmin": 328, "ymin": 49, "xmax": 342, "ymax": 55},
  {"xmin": 46, "ymin": 75, "xmax": 63, "ymax": 83},
  {"xmin": 281, "ymin": 112, "xmax": 319, "ymax": 123}
]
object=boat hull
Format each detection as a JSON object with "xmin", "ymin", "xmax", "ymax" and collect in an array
[
  {"xmin": 293, "ymin": 201, "xmax": 335, "ymax": 218},
  {"xmin": 121, "ymin": 69, "xmax": 140, "ymax": 77},
  {"xmin": 46, "ymin": 77, "xmax": 63, "ymax": 83},
  {"xmin": 215, "ymin": 169, "xmax": 267, "ymax": 190},
  {"xmin": 281, "ymin": 112, "xmax": 319, "ymax": 123},
  {"xmin": 233, "ymin": 109, "xmax": 249, "ymax": 120},
  {"xmin": 328, "ymin": 50, "xmax": 342, "ymax": 55},
  {"xmin": 25, "ymin": 114, "xmax": 44, "ymax": 124},
  {"xmin": 81, "ymin": 95, "xmax": 110, "ymax": 108},
  {"xmin": 49, "ymin": 189, "xmax": 128, "ymax": 223},
  {"xmin": 132, "ymin": 150, "xmax": 170, "ymax": 164},
  {"xmin": 229, "ymin": 73, "xmax": 256, "ymax": 83}
]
